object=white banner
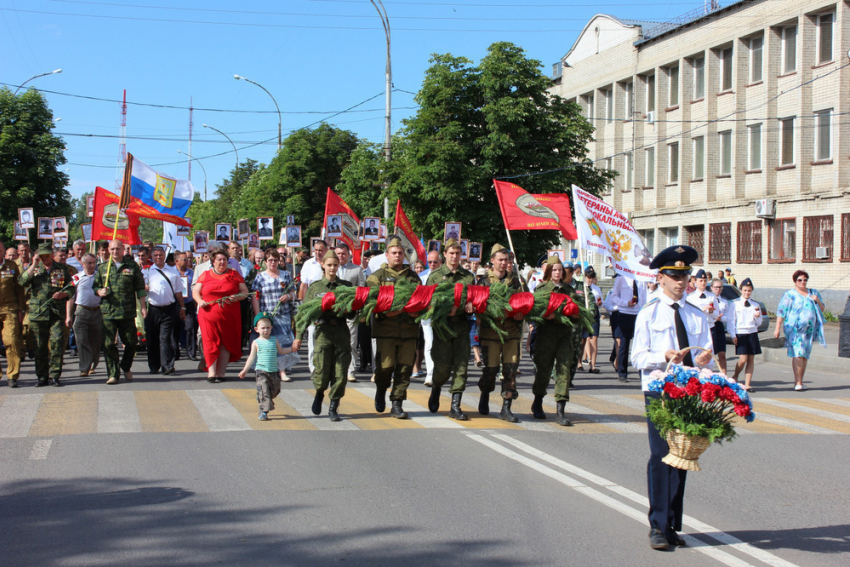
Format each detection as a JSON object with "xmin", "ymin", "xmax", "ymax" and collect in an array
[
  {"xmin": 162, "ymin": 221, "xmax": 191, "ymax": 252},
  {"xmin": 572, "ymin": 185, "xmax": 656, "ymax": 282}
]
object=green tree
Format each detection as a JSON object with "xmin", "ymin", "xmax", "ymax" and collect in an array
[
  {"xmin": 337, "ymin": 141, "xmax": 385, "ymax": 219},
  {"xmin": 388, "ymin": 42, "xmax": 614, "ymax": 263},
  {"xmin": 0, "ymin": 87, "xmax": 72, "ymax": 242}
]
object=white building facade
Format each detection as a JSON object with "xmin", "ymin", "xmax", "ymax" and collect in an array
[{"xmin": 550, "ymin": 0, "xmax": 850, "ymax": 313}]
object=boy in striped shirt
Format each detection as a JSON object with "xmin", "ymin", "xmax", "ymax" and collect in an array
[{"xmin": 239, "ymin": 313, "xmax": 298, "ymax": 420}]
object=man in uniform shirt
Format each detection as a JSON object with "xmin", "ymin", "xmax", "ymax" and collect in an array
[
  {"xmin": 19, "ymin": 242, "xmax": 72, "ymax": 386},
  {"xmin": 299, "ymin": 239, "xmax": 328, "ymax": 373},
  {"xmin": 335, "ymin": 242, "xmax": 365, "ymax": 382},
  {"xmin": 630, "ymin": 245, "xmax": 712, "ymax": 550},
  {"xmin": 0, "ymin": 241, "xmax": 25, "ymax": 387},
  {"xmin": 143, "ymin": 247, "xmax": 186, "ymax": 375},
  {"xmin": 15, "ymin": 242, "xmax": 34, "ymax": 359},
  {"xmin": 425, "ymin": 239, "xmax": 475, "ymax": 420},
  {"xmin": 418, "ymin": 250, "xmax": 442, "ymax": 387},
  {"xmin": 69, "ymin": 253, "xmax": 102, "ymax": 376},
  {"xmin": 366, "ymin": 237, "xmax": 422, "ymax": 418},
  {"xmin": 174, "ymin": 252, "xmax": 198, "ymax": 361},
  {"xmin": 93, "ymin": 240, "xmax": 147, "ymax": 385},
  {"xmin": 609, "ymin": 272, "xmax": 648, "ymax": 382}
]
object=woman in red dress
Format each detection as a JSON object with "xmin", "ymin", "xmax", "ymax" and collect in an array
[{"xmin": 192, "ymin": 249, "xmax": 249, "ymax": 382}]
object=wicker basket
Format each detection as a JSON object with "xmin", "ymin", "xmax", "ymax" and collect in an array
[{"xmin": 663, "ymin": 429, "xmax": 712, "ymax": 471}]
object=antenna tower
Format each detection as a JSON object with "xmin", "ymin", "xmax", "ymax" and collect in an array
[{"xmin": 115, "ymin": 89, "xmax": 127, "ymax": 190}]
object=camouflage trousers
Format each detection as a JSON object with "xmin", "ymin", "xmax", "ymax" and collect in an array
[
  {"xmin": 0, "ymin": 312, "xmax": 23, "ymax": 381},
  {"xmin": 30, "ymin": 317, "xmax": 66, "ymax": 382},
  {"xmin": 102, "ymin": 318, "xmax": 139, "ymax": 381},
  {"xmin": 256, "ymin": 370, "xmax": 281, "ymax": 413}
]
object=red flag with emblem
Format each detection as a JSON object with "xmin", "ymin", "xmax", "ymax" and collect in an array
[
  {"xmin": 91, "ymin": 186, "xmax": 143, "ymax": 245},
  {"xmin": 394, "ymin": 200, "xmax": 426, "ymax": 264},
  {"xmin": 493, "ymin": 179, "xmax": 577, "ymax": 240}
]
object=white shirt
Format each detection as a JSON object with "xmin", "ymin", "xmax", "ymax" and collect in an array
[
  {"xmin": 418, "ymin": 268, "xmax": 431, "ymax": 284},
  {"xmin": 67, "ymin": 256, "xmax": 84, "ymax": 272},
  {"xmin": 338, "ymin": 261, "xmax": 366, "ymax": 286},
  {"xmin": 603, "ymin": 289, "xmax": 618, "ymax": 313},
  {"xmin": 73, "ymin": 271, "xmax": 101, "ymax": 308},
  {"xmin": 687, "ymin": 289, "xmax": 721, "ymax": 328},
  {"xmin": 300, "ymin": 257, "xmax": 324, "ymax": 287},
  {"xmin": 733, "ymin": 297, "xmax": 762, "ymax": 335},
  {"xmin": 717, "ymin": 297, "xmax": 736, "ymax": 338},
  {"xmin": 144, "ymin": 264, "xmax": 184, "ymax": 306},
  {"xmin": 609, "ymin": 276, "xmax": 647, "ymax": 315},
  {"xmin": 631, "ymin": 293, "xmax": 713, "ymax": 391},
  {"xmin": 236, "ymin": 257, "xmax": 254, "ymax": 279}
]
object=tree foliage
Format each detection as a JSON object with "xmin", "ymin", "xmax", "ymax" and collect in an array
[
  {"xmin": 0, "ymin": 87, "xmax": 72, "ymax": 242},
  {"xmin": 337, "ymin": 141, "xmax": 386, "ymax": 219}
]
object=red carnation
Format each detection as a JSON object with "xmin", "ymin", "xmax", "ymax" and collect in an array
[
  {"xmin": 734, "ymin": 403, "xmax": 751, "ymax": 417},
  {"xmin": 719, "ymin": 387, "xmax": 740, "ymax": 403},
  {"xmin": 701, "ymin": 383, "xmax": 720, "ymax": 402},
  {"xmin": 663, "ymin": 382, "xmax": 686, "ymax": 399},
  {"xmin": 685, "ymin": 378, "xmax": 702, "ymax": 396}
]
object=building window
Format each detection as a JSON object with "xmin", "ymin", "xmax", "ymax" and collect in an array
[
  {"xmin": 605, "ymin": 88, "xmax": 614, "ymax": 124},
  {"xmin": 737, "ymin": 221, "xmax": 762, "ymax": 263},
  {"xmin": 663, "ymin": 227, "xmax": 679, "ymax": 247},
  {"xmin": 639, "ymin": 229, "xmax": 655, "ymax": 255},
  {"xmin": 668, "ymin": 143, "xmax": 679, "ymax": 183},
  {"xmin": 749, "ymin": 36, "xmax": 763, "ymax": 83},
  {"xmin": 748, "ymin": 124, "xmax": 761, "ymax": 170},
  {"xmin": 803, "ymin": 215, "xmax": 833, "ymax": 261},
  {"xmin": 720, "ymin": 47, "xmax": 733, "ymax": 91},
  {"xmin": 782, "ymin": 25, "xmax": 797, "ymax": 74},
  {"xmin": 623, "ymin": 81, "xmax": 633, "ymax": 119},
  {"xmin": 780, "ymin": 118, "xmax": 795, "ymax": 165},
  {"xmin": 693, "ymin": 136, "xmax": 704, "ymax": 179},
  {"xmin": 693, "ymin": 55, "xmax": 705, "ymax": 99},
  {"xmin": 645, "ymin": 147, "xmax": 655, "ymax": 187},
  {"xmin": 719, "ymin": 130, "xmax": 732, "ymax": 175},
  {"xmin": 818, "ymin": 12, "xmax": 834, "ymax": 64},
  {"xmin": 625, "ymin": 152, "xmax": 633, "ymax": 190},
  {"xmin": 815, "ymin": 109, "xmax": 832, "ymax": 161},
  {"xmin": 646, "ymin": 74, "xmax": 656, "ymax": 113},
  {"xmin": 668, "ymin": 66, "xmax": 679, "ymax": 106},
  {"xmin": 584, "ymin": 94, "xmax": 594, "ymax": 122},
  {"xmin": 685, "ymin": 225, "xmax": 705, "ymax": 264},
  {"xmin": 769, "ymin": 218, "xmax": 796, "ymax": 261},
  {"xmin": 841, "ymin": 214, "xmax": 850, "ymax": 261},
  {"xmin": 709, "ymin": 223, "xmax": 731, "ymax": 263}
]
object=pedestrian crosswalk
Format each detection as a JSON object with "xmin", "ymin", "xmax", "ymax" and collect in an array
[{"xmin": 1, "ymin": 387, "xmax": 849, "ymax": 437}]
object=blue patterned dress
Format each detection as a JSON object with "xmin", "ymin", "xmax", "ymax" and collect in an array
[
  {"xmin": 777, "ymin": 289, "xmax": 827, "ymax": 359},
  {"xmin": 251, "ymin": 270, "xmax": 300, "ymax": 370}
]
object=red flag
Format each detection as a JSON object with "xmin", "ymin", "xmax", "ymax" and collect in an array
[
  {"xmin": 493, "ymin": 179, "xmax": 577, "ymax": 240},
  {"xmin": 394, "ymin": 200, "xmax": 426, "ymax": 263},
  {"xmin": 323, "ymin": 188, "xmax": 362, "ymax": 265},
  {"xmin": 91, "ymin": 186, "xmax": 143, "ymax": 245}
]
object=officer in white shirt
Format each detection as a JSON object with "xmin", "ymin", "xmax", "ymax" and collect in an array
[
  {"xmin": 630, "ymin": 245, "xmax": 712, "ymax": 551},
  {"xmin": 709, "ymin": 278, "xmax": 736, "ymax": 374},
  {"xmin": 143, "ymin": 247, "xmax": 186, "ymax": 376},
  {"xmin": 419, "ymin": 250, "xmax": 442, "ymax": 386},
  {"xmin": 335, "ymin": 242, "xmax": 366, "ymax": 382},
  {"xmin": 69, "ymin": 253, "xmax": 102, "ymax": 376},
  {"xmin": 687, "ymin": 268, "xmax": 721, "ymax": 349},
  {"xmin": 609, "ymin": 272, "xmax": 648, "ymax": 382},
  {"xmin": 299, "ymin": 239, "xmax": 328, "ymax": 373}
]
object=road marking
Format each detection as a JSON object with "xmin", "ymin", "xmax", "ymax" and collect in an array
[
  {"xmin": 186, "ymin": 390, "xmax": 252, "ymax": 431},
  {"xmin": 97, "ymin": 391, "xmax": 142, "ymax": 433},
  {"xmin": 29, "ymin": 392, "xmax": 97, "ymax": 436},
  {"xmin": 814, "ymin": 398, "xmax": 850, "ymax": 409},
  {"xmin": 221, "ymin": 388, "xmax": 318, "ymax": 431},
  {"xmin": 0, "ymin": 394, "xmax": 42, "ymax": 438},
  {"xmin": 136, "ymin": 390, "xmax": 208, "ymax": 433},
  {"xmin": 279, "ymin": 390, "xmax": 360, "ymax": 431},
  {"xmin": 758, "ymin": 398, "xmax": 850, "ymax": 423},
  {"xmin": 488, "ymin": 433, "xmax": 800, "ymax": 567},
  {"xmin": 516, "ymin": 392, "xmax": 636, "ymax": 433},
  {"xmin": 748, "ymin": 407, "xmax": 842, "ymax": 435},
  {"xmin": 29, "ymin": 439, "xmax": 52, "ymax": 460},
  {"xmin": 465, "ymin": 433, "xmax": 756, "ymax": 567}
]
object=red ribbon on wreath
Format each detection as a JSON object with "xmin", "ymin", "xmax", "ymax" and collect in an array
[
  {"xmin": 404, "ymin": 285, "xmax": 436, "ymax": 313},
  {"xmin": 544, "ymin": 293, "xmax": 568, "ymax": 318},
  {"xmin": 466, "ymin": 285, "xmax": 490, "ymax": 314},
  {"xmin": 351, "ymin": 286, "xmax": 371, "ymax": 311},
  {"xmin": 561, "ymin": 296, "xmax": 579, "ymax": 317},
  {"xmin": 375, "ymin": 285, "xmax": 395, "ymax": 313},
  {"xmin": 321, "ymin": 292, "xmax": 337, "ymax": 311},
  {"xmin": 453, "ymin": 282, "xmax": 464, "ymax": 309},
  {"xmin": 506, "ymin": 292, "xmax": 534, "ymax": 317}
]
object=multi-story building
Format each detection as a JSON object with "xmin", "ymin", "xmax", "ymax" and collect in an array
[{"xmin": 550, "ymin": 0, "xmax": 850, "ymax": 313}]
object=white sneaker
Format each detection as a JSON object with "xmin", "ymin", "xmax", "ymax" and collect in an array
[
  {"xmin": 794, "ymin": 384, "xmax": 808, "ymax": 391},
  {"xmin": 423, "ymin": 380, "xmax": 432, "ymax": 387},
  {"xmin": 347, "ymin": 375, "xmax": 358, "ymax": 382}
]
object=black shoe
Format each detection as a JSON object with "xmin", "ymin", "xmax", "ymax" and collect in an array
[
  {"xmin": 478, "ymin": 391, "xmax": 490, "ymax": 415},
  {"xmin": 36, "ymin": 379, "xmax": 48, "ymax": 388},
  {"xmin": 27, "ymin": 350, "xmax": 35, "ymax": 360},
  {"xmin": 163, "ymin": 367, "xmax": 175, "ymax": 376},
  {"xmin": 9, "ymin": 380, "xmax": 18, "ymax": 388},
  {"xmin": 214, "ymin": 376, "xmax": 226, "ymax": 383},
  {"xmin": 312, "ymin": 390, "xmax": 324, "ymax": 415},
  {"xmin": 390, "ymin": 400, "xmax": 408, "ymax": 419},
  {"xmin": 531, "ymin": 395, "xmax": 546, "ymax": 419},
  {"xmin": 556, "ymin": 400, "xmax": 572, "ymax": 426},
  {"xmin": 649, "ymin": 528, "xmax": 670, "ymax": 550},
  {"xmin": 665, "ymin": 531, "xmax": 686, "ymax": 546},
  {"xmin": 188, "ymin": 355, "xmax": 199, "ymax": 361},
  {"xmin": 428, "ymin": 386, "xmax": 440, "ymax": 413},
  {"xmin": 207, "ymin": 377, "xmax": 216, "ymax": 383},
  {"xmin": 374, "ymin": 388, "xmax": 386, "ymax": 413},
  {"xmin": 448, "ymin": 393, "xmax": 468, "ymax": 421},
  {"xmin": 328, "ymin": 399, "xmax": 341, "ymax": 422},
  {"xmin": 52, "ymin": 378, "xmax": 62, "ymax": 387},
  {"xmin": 499, "ymin": 398, "xmax": 518, "ymax": 423},
  {"xmin": 618, "ymin": 375, "xmax": 628, "ymax": 383}
]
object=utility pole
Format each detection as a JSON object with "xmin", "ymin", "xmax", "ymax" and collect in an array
[{"xmin": 370, "ymin": 0, "xmax": 392, "ymax": 219}]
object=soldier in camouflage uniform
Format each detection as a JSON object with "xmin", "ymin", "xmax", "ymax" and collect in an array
[
  {"xmin": 292, "ymin": 250, "xmax": 353, "ymax": 422},
  {"xmin": 366, "ymin": 237, "xmax": 422, "ymax": 419},
  {"xmin": 477, "ymin": 243, "xmax": 525, "ymax": 422},
  {"xmin": 18, "ymin": 243, "xmax": 72, "ymax": 387},
  {"xmin": 93, "ymin": 240, "xmax": 147, "ymax": 385},
  {"xmin": 15, "ymin": 242, "xmax": 35, "ymax": 358},
  {"xmin": 425, "ymin": 239, "xmax": 475, "ymax": 421},
  {"xmin": 0, "ymin": 241, "xmax": 25, "ymax": 387},
  {"xmin": 530, "ymin": 256, "xmax": 581, "ymax": 426}
]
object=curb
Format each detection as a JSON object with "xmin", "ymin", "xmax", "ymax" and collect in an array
[{"xmin": 756, "ymin": 347, "xmax": 850, "ymax": 374}]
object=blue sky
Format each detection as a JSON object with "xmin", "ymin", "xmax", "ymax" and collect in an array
[{"xmin": 2, "ymin": 0, "xmax": 706, "ymax": 200}]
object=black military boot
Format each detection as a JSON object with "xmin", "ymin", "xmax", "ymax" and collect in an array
[
  {"xmin": 390, "ymin": 400, "xmax": 408, "ymax": 419},
  {"xmin": 531, "ymin": 395, "xmax": 546, "ymax": 419},
  {"xmin": 556, "ymin": 400, "xmax": 572, "ymax": 427},
  {"xmin": 478, "ymin": 391, "xmax": 490, "ymax": 415},
  {"xmin": 36, "ymin": 379, "xmax": 48, "ymax": 387},
  {"xmin": 52, "ymin": 378, "xmax": 62, "ymax": 387},
  {"xmin": 428, "ymin": 386, "xmax": 441, "ymax": 413},
  {"xmin": 449, "ymin": 393, "xmax": 468, "ymax": 421},
  {"xmin": 374, "ymin": 388, "xmax": 387, "ymax": 413},
  {"xmin": 328, "ymin": 400, "xmax": 341, "ymax": 422},
  {"xmin": 499, "ymin": 398, "xmax": 518, "ymax": 423},
  {"xmin": 311, "ymin": 389, "xmax": 324, "ymax": 415}
]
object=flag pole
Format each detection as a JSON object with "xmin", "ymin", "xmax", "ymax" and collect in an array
[
  {"xmin": 580, "ymin": 246, "xmax": 590, "ymax": 308},
  {"xmin": 104, "ymin": 154, "xmax": 133, "ymax": 286}
]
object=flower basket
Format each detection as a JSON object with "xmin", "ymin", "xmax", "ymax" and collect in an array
[{"xmin": 646, "ymin": 347, "xmax": 756, "ymax": 471}]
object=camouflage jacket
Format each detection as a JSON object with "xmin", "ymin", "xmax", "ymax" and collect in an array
[
  {"xmin": 366, "ymin": 263, "xmax": 421, "ymax": 339},
  {"xmin": 92, "ymin": 257, "xmax": 147, "ymax": 320},
  {"xmin": 18, "ymin": 261, "xmax": 72, "ymax": 322}
]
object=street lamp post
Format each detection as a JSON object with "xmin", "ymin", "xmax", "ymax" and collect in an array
[
  {"xmin": 203, "ymin": 123, "xmax": 239, "ymax": 170},
  {"xmin": 370, "ymin": 0, "xmax": 392, "ymax": 219},
  {"xmin": 177, "ymin": 150, "xmax": 208, "ymax": 201},
  {"xmin": 15, "ymin": 69, "xmax": 62, "ymax": 94},
  {"xmin": 234, "ymin": 74, "xmax": 282, "ymax": 149}
]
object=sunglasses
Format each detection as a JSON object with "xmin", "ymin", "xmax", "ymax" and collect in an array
[{"xmin": 796, "ymin": 278, "xmax": 808, "ymax": 282}]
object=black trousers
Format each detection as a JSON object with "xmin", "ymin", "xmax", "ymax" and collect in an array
[
  {"xmin": 645, "ymin": 393, "xmax": 687, "ymax": 532},
  {"xmin": 357, "ymin": 322, "xmax": 372, "ymax": 369},
  {"xmin": 176, "ymin": 302, "xmax": 198, "ymax": 358},
  {"xmin": 145, "ymin": 303, "xmax": 177, "ymax": 373},
  {"xmin": 615, "ymin": 313, "xmax": 636, "ymax": 379}
]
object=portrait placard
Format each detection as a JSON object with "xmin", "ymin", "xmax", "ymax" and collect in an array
[
  {"xmin": 257, "ymin": 217, "xmax": 274, "ymax": 240},
  {"xmin": 214, "ymin": 223, "xmax": 232, "ymax": 242},
  {"xmin": 52, "ymin": 217, "xmax": 67, "ymax": 238},
  {"xmin": 286, "ymin": 215, "xmax": 295, "ymax": 226},
  {"xmin": 176, "ymin": 217, "xmax": 191, "ymax": 236},
  {"xmin": 460, "ymin": 239, "xmax": 469, "ymax": 259},
  {"xmin": 286, "ymin": 226, "xmax": 302, "ymax": 248},
  {"xmin": 444, "ymin": 222, "xmax": 461, "ymax": 243},
  {"xmin": 427, "ymin": 240, "xmax": 441, "ymax": 253},
  {"xmin": 547, "ymin": 249, "xmax": 566, "ymax": 263},
  {"xmin": 194, "ymin": 231, "xmax": 209, "ymax": 254},
  {"xmin": 14, "ymin": 221, "xmax": 28, "ymax": 241},
  {"xmin": 248, "ymin": 234, "xmax": 259, "ymax": 249},
  {"xmin": 37, "ymin": 217, "xmax": 54, "ymax": 239},
  {"xmin": 468, "ymin": 242, "xmax": 482, "ymax": 262},
  {"xmin": 86, "ymin": 196, "xmax": 95, "ymax": 218},
  {"xmin": 326, "ymin": 214, "xmax": 343, "ymax": 238},
  {"xmin": 18, "ymin": 208, "xmax": 34, "ymax": 229},
  {"xmin": 362, "ymin": 217, "xmax": 381, "ymax": 241},
  {"xmin": 81, "ymin": 223, "xmax": 93, "ymax": 243},
  {"xmin": 237, "ymin": 218, "xmax": 250, "ymax": 239}
]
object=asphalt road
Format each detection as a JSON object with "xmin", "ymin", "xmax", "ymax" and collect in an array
[{"xmin": 1, "ymin": 333, "xmax": 849, "ymax": 567}]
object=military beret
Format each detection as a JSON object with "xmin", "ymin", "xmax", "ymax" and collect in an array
[
  {"xmin": 253, "ymin": 312, "xmax": 273, "ymax": 327},
  {"xmin": 37, "ymin": 242, "xmax": 53, "ymax": 255}
]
